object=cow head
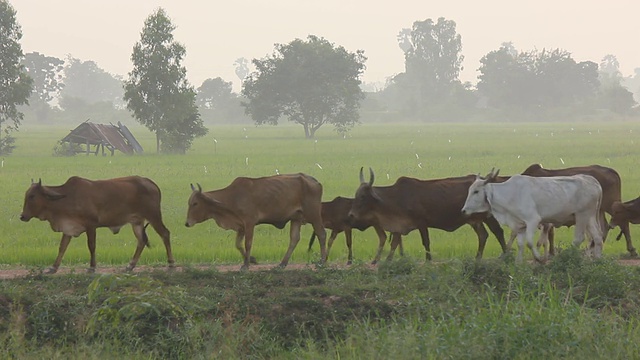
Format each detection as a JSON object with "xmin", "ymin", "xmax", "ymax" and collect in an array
[
  {"xmin": 185, "ymin": 183, "xmax": 219, "ymax": 227},
  {"xmin": 20, "ymin": 179, "xmax": 66, "ymax": 222},
  {"xmin": 348, "ymin": 167, "xmax": 382, "ymax": 224},
  {"xmin": 461, "ymin": 168, "xmax": 499, "ymax": 216},
  {"xmin": 609, "ymin": 201, "xmax": 633, "ymax": 228}
]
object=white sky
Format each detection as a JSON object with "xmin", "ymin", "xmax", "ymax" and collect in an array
[{"xmin": 10, "ymin": 0, "xmax": 640, "ymax": 91}]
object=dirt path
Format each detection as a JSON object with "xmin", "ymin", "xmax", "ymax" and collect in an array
[{"xmin": 1, "ymin": 259, "xmax": 638, "ymax": 280}]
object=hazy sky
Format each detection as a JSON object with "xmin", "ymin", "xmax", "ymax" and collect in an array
[{"xmin": 10, "ymin": 0, "xmax": 640, "ymax": 91}]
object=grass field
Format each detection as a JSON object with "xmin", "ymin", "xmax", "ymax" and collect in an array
[{"xmin": 3, "ymin": 120, "xmax": 640, "ymax": 269}]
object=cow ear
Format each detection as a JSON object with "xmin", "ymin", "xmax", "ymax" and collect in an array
[{"xmin": 190, "ymin": 183, "xmax": 197, "ymax": 192}]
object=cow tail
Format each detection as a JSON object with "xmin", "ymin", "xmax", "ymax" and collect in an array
[{"xmin": 143, "ymin": 223, "xmax": 151, "ymax": 248}]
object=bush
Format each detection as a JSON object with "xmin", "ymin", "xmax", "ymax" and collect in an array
[{"xmin": 52, "ymin": 141, "xmax": 81, "ymax": 157}]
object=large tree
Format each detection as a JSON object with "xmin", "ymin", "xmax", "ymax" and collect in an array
[
  {"xmin": 124, "ymin": 8, "xmax": 207, "ymax": 154},
  {"xmin": 21, "ymin": 51, "xmax": 63, "ymax": 123},
  {"xmin": 389, "ymin": 17, "xmax": 464, "ymax": 118},
  {"xmin": 242, "ymin": 35, "xmax": 366, "ymax": 138},
  {"xmin": 0, "ymin": 0, "xmax": 32, "ymax": 154}
]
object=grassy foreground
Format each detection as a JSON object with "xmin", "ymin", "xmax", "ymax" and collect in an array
[
  {"xmin": 2, "ymin": 121, "xmax": 640, "ymax": 269},
  {"xmin": 1, "ymin": 249, "xmax": 640, "ymax": 359}
]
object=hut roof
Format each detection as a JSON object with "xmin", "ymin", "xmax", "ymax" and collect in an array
[{"xmin": 61, "ymin": 121, "xmax": 143, "ymax": 154}]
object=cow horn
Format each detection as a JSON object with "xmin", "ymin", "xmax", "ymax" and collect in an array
[
  {"xmin": 197, "ymin": 183, "xmax": 202, "ymax": 193},
  {"xmin": 359, "ymin": 167, "xmax": 365, "ymax": 184},
  {"xmin": 369, "ymin": 167, "xmax": 375, "ymax": 186}
]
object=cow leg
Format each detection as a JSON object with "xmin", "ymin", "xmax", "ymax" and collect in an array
[
  {"xmin": 536, "ymin": 225, "xmax": 550, "ymax": 261},
  {"xmin": 372, "ymin": 230, "xmax": 389, "ymax": 265},
  {"xmin": 506, "ymin": 230, "xmax": 518, "ymax": 252},
  {"xmin": 571, "ymin": 217, "xmax": 588, "ymax": 253},
  {"xmin": 619, "ymin": 221, "xmax": 636, "ymax": 256},
  {"xmin": 48, "ymin": 234, "xmax": 72, "ymax": 274},
  {"xmin": 525, "ymin": 223, "xmax": 543, "ymax": 262},
  {"xmin": 233, "ymin": 229, "xmax": 250, "ymax": 268},
  {"xmin": 280, "ymin": 221, "xmax": 302, "ymax": 268},
  {"xmin": 243, "ymin": 227, "xmax": 257, "ymax": 270},
  {"xmin": 344, "ymin": 229, "xmax": 354, "ymax": 265},
  {"xmin": 127, "ymin": 223, "xmax": 148, "ymax": 272},
  {"xmin": 310, "ymin": 219, "xmax": 327, "ymax": 264},
  {"xmin": 419, "ymin": 228, "xmax": 432, "ymax": 261},
  {"xmin": 484, "ymin": 217, "xmax": 507, "ymax": 253},
  {"xmin": 470, "ymin": 223, "xmax": 489, "ymax": 260},
  {"xmin": 386, "ymin": 233, "xmax": 402, "ymax": 261},
  {"xmin": 148, "ymin": 220, "xmax": 175, "ymax": 268},
  {"xmin": 587, "ymin": 216, "xmax": 604, "ymax": 258},
  {"xmin": 326, "ymin": 229, "xmax": 339, "ymax": 262},
  {"xmin": 86, "ymin": 228, "xmax": 97, "ymax": 273},
  {"xmin": 546, "ymin": 225, "xmax": 556, "ymax": 256},
  {"xmin": 515, "ymin": 231, "xmax": 526, "ymax": 263}
]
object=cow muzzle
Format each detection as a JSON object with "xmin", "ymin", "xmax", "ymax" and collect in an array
[{"xmin": 19, "ymin": 213, "xmax": 31, "ymax": 222}]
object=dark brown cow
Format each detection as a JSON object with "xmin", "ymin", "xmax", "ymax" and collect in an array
[
  {"xmin": 610, "ymin": 197, "xmax": 640, "ymax": 230},
  {"xmin": 307, "ymin": 196, "xmax": 396, "ymax": 265},
  {"xmin": 348, "ymin": 168, "xmax": 508, "ymax": 261},
  {"xmin": 185, "ymin": 173, "xmax": 327, "ymax": 269},
  {"xmin": 20, "ymin": 176, "xmax": 175, "ymax": 274},
  {"xmin": 521, "ymin": 164, "xmax": 633, "ymax": 256}
]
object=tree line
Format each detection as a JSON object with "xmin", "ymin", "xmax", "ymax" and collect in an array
[{"xmin": 1, "ymin": 2, "xmax": 638, "ymax": 155}]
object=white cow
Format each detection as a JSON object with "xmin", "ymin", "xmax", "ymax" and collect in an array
[{"xmin": 461, "ymin": 169, "xmax": 603, "ymax": 262}]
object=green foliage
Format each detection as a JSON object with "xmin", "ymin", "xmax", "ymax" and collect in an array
[
  {"xmin": 0, "ymin": 1, "xmax": 33, "ymax": 154},
  {"xmin": 52, "ymin": 141, "xmax": 80, "ymax": 157},
  {"xmin": 242, "ymin": 35, "xmax": 367, "ymax": 138},
  {"xmin": 123, "ymin": 8, "xmax": 207, "ymax": 154},
  {"xmin": 86, "ymin": 274, "xmax": 198, "ymax": 358}
]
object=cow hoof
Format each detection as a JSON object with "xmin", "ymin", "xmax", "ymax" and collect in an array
[
  {"xmin": 125, "ymin": 266, "xmax": 135, "ymax": 272},
  {"xmin": 371, "ymin": 260, "xmax": 378, "ymax": 265},
  {"xmin": 240, "ymin": 264, "xmax": 249, "ymax": 271},
  {"xmin": 249, "ymin": 256, "xmax": 258, "ymax": 264},
  {"xmin": 630, "ymin": 250, "xmax": 638, "ymax": 257},
  {"xmin": 277, "ymin": 262, "xmax": 287, "ymax": 269},
  {"xmin": 44, "ymin": 267, "xmax": 58, "ymax": 274},
  {"xmin": 87, "ymin": 267, "xmax": 96, "ymax": 274},
  {"xmin": 346, "ymin": 260, "xmax": 353, "ymax": 266}
]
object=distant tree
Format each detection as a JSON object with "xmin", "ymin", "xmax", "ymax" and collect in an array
[
  {"xmin": 124, "ymin": 8, "xmax": 207, "ymax": 154},
  {"xmin": 21, "ymin": 51, "xmax": 64, "ymax": 122},
  {"xmin": 196, "ymin": 77, "xmax": 233, "ymax": 109},
  {"xmin": 61, "ymin": 57, "xmax": 123, "ymax": 107},
  {"xmin": 392, "ymin": 17, "xmax": 467, "ymax": 119},
  {"xmin": 242, "ymin": 35, "xmax": 366, "ymax": 138},
  {"xmin": 478, "ymin": 45, "xmax": 600, "ymax": 115},
  {"xmin": 622, "ymin": 68, "xmax": 640, "ymax": 104},
  {"xmin": 0, "ymin": 0, "xmax": 33, "ymax": 154},
  {"xmin": 233, "ymin": 57, "xmax": 250, "ymax": 82},
  {"xmin": 599, "ymin": 54, "xmax": 622, "ymax": 88}
]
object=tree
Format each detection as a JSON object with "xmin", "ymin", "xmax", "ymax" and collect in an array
[
  {"xmin": 392, "ymin": 17, "xmax": 466, "ymax": 119},
  {"xmin": 233, "ymin": 57, "xmax": 250, "ymax": 82},
  {"xmin": 242, "ymin": 35, "xmax": 366, "ymax": 138},
  {"xmin": 196, "ymin": 77, "xmax": 233, "ymax": 110},
  {"xmin": 61, "ymin": 57, "xmax": 123, "ymax": 107},
  {"xmin": 21, "ymin": 51, "xmax": 64, "ymax": 122},
  {"xmin": 124, "ymin": 8, "xmax": 207, "ymax": 154},
  {"xmin": 0, "ymin": 0, "xmax": 33, "ymax": 154}
]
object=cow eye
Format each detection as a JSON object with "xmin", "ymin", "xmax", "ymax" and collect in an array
[
  {"xmin": 28, "ymin": 194, "xmax": 35, "ymax": 200},
  {"xmin": 473, "ymin": 190, "xmax": 479, "ymax": 195}
]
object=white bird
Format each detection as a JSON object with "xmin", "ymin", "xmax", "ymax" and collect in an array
[
  {"xmin": 245, "ymin": 157, "xmax": 249, "ymax": 165},
  {"xmin": 560, "ymin": 158, "xmax": 565, "ymax": 165},
  {"xmin": 418, "ymin": 163, "xmax": 422, "ymax": 169},
  {"xmin": 315, "ymin": 163, "xmax": 323, "ymax": 169},
  {"xmin": 275, "ymin": 169, "xmax": 280, "ymax": 175}
]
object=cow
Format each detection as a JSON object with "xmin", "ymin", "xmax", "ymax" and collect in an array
[
  {"xmin": 610, "ymin": 197, "xmax": 640, "ymax": 231},
  {"xmin": 307, "ymin": 196, "xmax": 397, "ymax": 265},
  {"xmin": 461, "ymin": 169, "xmax": 604, "ymax": 262},
  {"xmin": 521, "ymin": 163, "xmax": 632, "ymax": 256},
  {"xmin": 19, "ymin": 176, "xmax": 175, "ymax": 274},
  {"xmin": 348, "ymin": 168, "xmax": 508, "ymax": 263},
  {"xmin": 184, "ymin": 173, "xmax": 327, "ymax": 269}
]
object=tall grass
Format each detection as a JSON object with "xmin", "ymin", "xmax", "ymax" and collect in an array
[{"xmin": 2, "ymin": 121, "xmax": 639, "ymax": 268}]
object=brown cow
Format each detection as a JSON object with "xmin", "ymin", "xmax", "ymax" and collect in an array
[
  {"xmin": 185, "ymin": 173, "xmax": 327, "ymax": 269},
  {"xmin": 610, "ymin": 197, "xmax": 640, "ymax": 230},
  {"xmin": 19, "ymin": 176, "xmax": 175, "ymax": 274},
  {"xmin": 521, "ymin": 164, "xmax": 633, "ymax": 256},
  {"xmin": 348, "ymin": 168, "xmax": 508, "ymax": 262},
  {"xmin": 307, "ymin": 196, "xmax": 398, "ymax": 265}
]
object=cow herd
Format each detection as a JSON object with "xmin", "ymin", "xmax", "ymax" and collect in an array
[{"xmin": 18, "ymin": 163, "xmax": 640, "ymax": 274}]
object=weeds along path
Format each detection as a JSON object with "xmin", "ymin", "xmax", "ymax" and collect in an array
[
  {"xmin": 0, "ymin": 262, "xmax": 374, "ymax": 279},
  {"xmin": 0, "ymin": 259, "xmax": 639, "ymax": 279}
]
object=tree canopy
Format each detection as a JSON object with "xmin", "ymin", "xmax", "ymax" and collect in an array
[
  {"xmin": 0, "ymin": 0, "xmax": 33, "ymax": 154},
  {"xmin": 61, "ymin": 57, "xmax": 123, "ymax": 106},
  {"xmin": 242, "ymin": 35, "xmax": 366, "ymax": 138},
  {"xmin": 21, "ymin": 52, "xmax": 63, "ymax": 123},
  {"xmin": 124, "ymin": 8, "xmax": 207, "ymax": 154}
]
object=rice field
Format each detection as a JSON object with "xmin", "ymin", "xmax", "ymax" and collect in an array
[{"xmin": 2, "ymin": 120, "xmax": 639, "ymax": 269}]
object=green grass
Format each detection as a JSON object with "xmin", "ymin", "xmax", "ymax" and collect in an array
[{"xmin": 3, "ymin": 120, "xmax": 640, "ymax": 269}]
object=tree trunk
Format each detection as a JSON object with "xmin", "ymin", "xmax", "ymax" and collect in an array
[{"xmin": 303, "ymin": 124, "xmax": 310, "ymax": 139}]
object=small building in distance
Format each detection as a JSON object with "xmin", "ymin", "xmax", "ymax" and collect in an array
[{"xmin": 60, "ymin": 120, "xmax": 144, "ymax": 156}]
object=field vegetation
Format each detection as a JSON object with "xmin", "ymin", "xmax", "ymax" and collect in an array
[{"xmin": 1, "ymin": 121, "xmax": 640, "ymax": 358}]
